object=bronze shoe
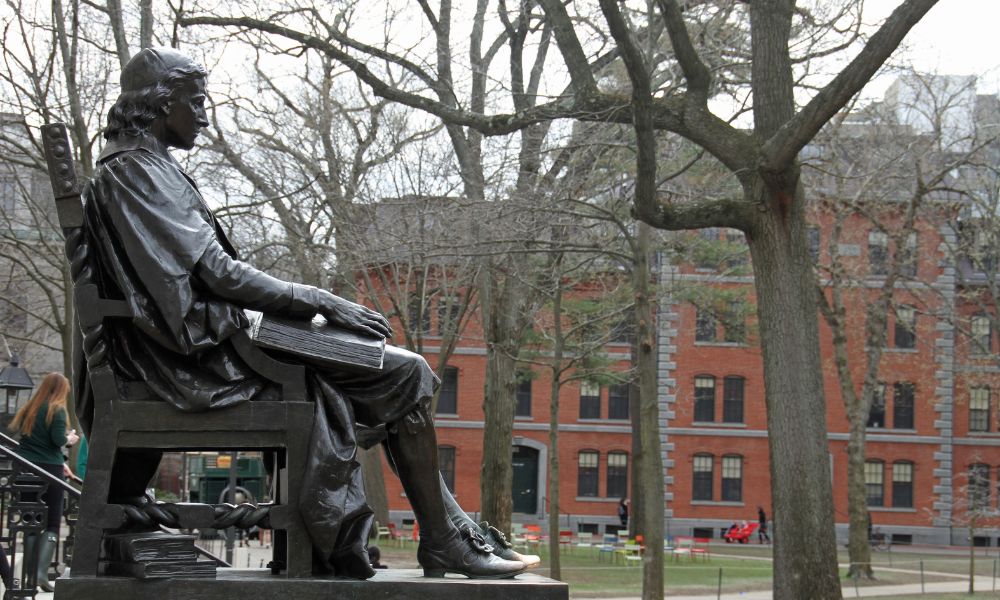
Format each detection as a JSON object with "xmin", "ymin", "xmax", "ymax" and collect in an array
[
  {"xmin": 476, "ymin": 521, "xmax": 541, "ymax": 568},
  {"xmin": 418, "ymin": 525, "xmax": 526, "ymax": 579}
]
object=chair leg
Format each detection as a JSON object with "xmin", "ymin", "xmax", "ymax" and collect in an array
[{"xmin": 71, "ymin": 467, "xmax": 111, "ymax": 577}]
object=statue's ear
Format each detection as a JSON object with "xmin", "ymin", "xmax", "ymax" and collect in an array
[{"xmin": 161, "ymin": 100, "xmax": 173, "ymax": 116}]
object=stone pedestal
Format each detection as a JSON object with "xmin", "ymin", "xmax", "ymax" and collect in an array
[{"xmin": 53, "ymin": 568, "xmax": 569, "ymax": 600}]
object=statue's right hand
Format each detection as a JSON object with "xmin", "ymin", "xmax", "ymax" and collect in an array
[{"xmin": 317, "ymin": 292, "xmax": 393, "ymax": 339}]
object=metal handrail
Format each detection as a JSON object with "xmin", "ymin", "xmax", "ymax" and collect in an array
[
  {"xmin": 0, "ymin": 431, "xmax": 81, "ymax": 497},
  {"xmin": 0, "ymin": 429, "xmax": 231, "ymax": 575}
]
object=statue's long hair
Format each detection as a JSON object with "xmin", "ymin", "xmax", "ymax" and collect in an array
[{"xmin": 104, "ymin": 63, "xmax": 208, "ymax": 140}]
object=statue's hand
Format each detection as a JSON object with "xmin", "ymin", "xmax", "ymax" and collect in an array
[{"xmin": 318, "ymin": 292, "xmax": 393, "ymax": 339}]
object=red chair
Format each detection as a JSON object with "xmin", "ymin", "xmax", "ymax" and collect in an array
[
  {"xmin": 558, "ymin": 530, "xmax": 574, "ymax": 553},
  {"xmin": 387, "ymin": 522, "xmax": 404, "ymax": 547}
]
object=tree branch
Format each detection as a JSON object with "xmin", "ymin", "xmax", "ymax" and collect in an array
[{"xmin": 763, "ymin": 0, "xmax": 940, "ymax": 168}]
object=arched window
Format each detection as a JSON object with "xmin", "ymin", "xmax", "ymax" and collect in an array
[
  {"xmin": 894, "ymin": 305, "xmax": 916, "ymax": 349},
  {"xmin": 969, "ymin": 463, "xmax": 991, "ymax": 511},
  {"xmin": 972, "ymin": 314, "xmax": 992, "ymax": 355},
  {"xmin": 692, "ymin": 454, "xmax": 713, "ymax": 501},
  {"xmin": 970, "ymin": 387, "xmax": 991, "ymax": 432},
  {"xmin": 722, "ymin": 376, "xmax": 745, "ymax": 424},
  {"xmin": 606, "ymin": 452, "xmax": 628, "ymax": 498},
  {"xmin": 436, "ymin": 366, "xmax": 459, "ymax": 415},
  {"xmin": 891, "ymin": 462, "xmax": 913, "ymax": 508},
  {"xmin": 438, "ymin": 446, "xmax": 456, "ymax": 493},
  {"xmin": 694, "ymin": 376, "xmax": 716, "ymax": 423},
  {"xmin": 577, "ymin": 450, "xmax": 599, "ymax": 497},
  {"xmin": 865, "ymin": 460, "xmax": 884, "ymax": 506}
]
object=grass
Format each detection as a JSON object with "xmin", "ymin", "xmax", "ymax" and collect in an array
[{"xmin": 370, "ymin": 539, "xmax": 1000, "ymax": 598}]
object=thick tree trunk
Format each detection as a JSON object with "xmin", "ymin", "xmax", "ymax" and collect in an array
[
  {"xmin": 634, "ymin": 223, "xmax": 663, "ymax": 600},
  {"xmin": 748, "ymin": 184, "xmax": 842, "ymax": 600}
]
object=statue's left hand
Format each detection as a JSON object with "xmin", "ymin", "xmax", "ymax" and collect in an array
[{"xmin": 318, "ymin": 292, "xmax": 393, "ymax": 339}]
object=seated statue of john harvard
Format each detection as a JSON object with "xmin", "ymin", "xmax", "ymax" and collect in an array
[{"xmin": 78, "ymin": 47, "xmax": 538, "ymax": 580}]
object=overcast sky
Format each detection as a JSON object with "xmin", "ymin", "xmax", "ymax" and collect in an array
[{"xmin": 863, "ymin": 0, "xmax": 999, "ymax": 98}]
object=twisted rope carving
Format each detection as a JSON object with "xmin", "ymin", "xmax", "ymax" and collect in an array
[
  {"xmin": 117, "ymin": 501, "xmax": 273, "ymax": 530},
  {"xmin": 65, "ymin": 225, "xmax": 109, "ymax": 369}
]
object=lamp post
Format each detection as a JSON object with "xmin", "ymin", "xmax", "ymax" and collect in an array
[{"xmin": 0, "ymin": 353, "xmax": 34, "ymax": 426}]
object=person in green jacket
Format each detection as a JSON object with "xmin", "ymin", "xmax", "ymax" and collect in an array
[{"xmin": 10, "ymin": 373, "xmax": 79, "ymax": 592}]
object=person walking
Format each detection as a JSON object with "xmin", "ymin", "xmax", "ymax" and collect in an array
[
  {"xmin": 618, "ymin": 498, "xmax": 629, "ymax": 532},
  {"xmin": 10, "ymin": 373, "xmax": 79, "ymax": 591},
  {"xmin": 757, "ymin": 506, "xmax": 770, "ymax": 544}
]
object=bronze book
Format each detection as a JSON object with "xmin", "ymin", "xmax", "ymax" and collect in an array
[{"xmin": 245, "ymin": 310, "xmax": 386, "ymax": 371}]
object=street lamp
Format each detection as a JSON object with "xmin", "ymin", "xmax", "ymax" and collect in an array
[{"xmin": 0, "ymin": 352, "xmax": 34, "ymax": 418}]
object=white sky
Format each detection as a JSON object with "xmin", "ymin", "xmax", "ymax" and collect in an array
[{"xmin": 862, "ymin": 0, "xmax": 1000, "ymax": 98}]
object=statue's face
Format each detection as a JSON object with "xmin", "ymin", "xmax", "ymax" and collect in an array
[{"xmin": 163, "ymin": 76, "xmax": 208, "ymax": 150}]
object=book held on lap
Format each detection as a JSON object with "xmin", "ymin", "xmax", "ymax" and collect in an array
[{"xmin": 245, "ymin": 310, "xmax": 386, "ymax": 370}]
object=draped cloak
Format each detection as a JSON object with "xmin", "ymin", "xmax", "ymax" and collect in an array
[{"xmin": 74, "ymin": 133, "xmax": 434, "ymax": 578}]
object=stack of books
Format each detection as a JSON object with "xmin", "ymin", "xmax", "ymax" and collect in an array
[{"xmin": 101, "ymin": 531, "xmax": 216, "ymax": 579}]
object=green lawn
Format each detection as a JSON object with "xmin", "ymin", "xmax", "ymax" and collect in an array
[{"xmin": 372, "ymin": 540, "xmax": 1000, "ymax": 598}]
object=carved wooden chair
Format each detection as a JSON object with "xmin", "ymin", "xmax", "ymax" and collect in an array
[{"xmin": 41, "ymin": 123, "xmax": 314, "ymax": 578}]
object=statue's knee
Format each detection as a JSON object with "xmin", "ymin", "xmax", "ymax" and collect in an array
[{"xmin": 395, "ymin": 403, "xmax": 432, "ymax": 436}]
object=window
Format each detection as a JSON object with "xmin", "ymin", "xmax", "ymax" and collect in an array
[
  {"xmin": 695, "ymin": 308, "xmax": 716, "ymax": 342},
  {"xmin": 893, "ymin": 382, "xmax": 915, "ymax": 430},
  {"xmin": 438, "ymin": 446, "xmax": 456, "ymax": 493},
  {"xmin": 436, "ymin": 366, "xmax": 458, "ymax": 415},
  {"xmin": 579, "ymin": 382, "xmax": 601, "ymax": 419},
  {"xmin": 970, "ymin": 387, "xmax": 991, "ymax": 433},
  {"xmin": 515, "ymin": 371, "xmax": 532, "ymax": 417},
  {"xmin": 721, "ymin": 455, "xmax": 743, "ymax": 502},
  {"xmin": 972, "ymin": 314, "xmax": 992, "ymax": 355},
  {"xmin": 869, "ymin": 231, "xmax": 888, "ymax": 275},
  {"xmin": 692, "ymin": 454, "xmax": 713, "ymax": 501},
  {"xmin": 408, "ymin": 295, "xmax": 431, "ymax": 335},
  {"xmin": 437, "ymin": 295, "xmax": 461, "ymax": 336},
  {"xmin": 894, "ymin": 305, "xmax": 916, "ymax": 349},
  {"xmin": 900, "ymin": 232, "xmax": 918, "ymax": 277},
  {"xmin": 578, "ymin": 451, "xmax": 599, "ymax": 497},
  {"xmin": 808, "ymin": 226, "xmax": 821, "ymax": 262},
  {"xmin": 722, "ymin": 376, "xmax": 745, "ymax": 424},
  {"xmin": 694, "ymin": 376, "xmax": 716, "ymax": 422},
  {"xmin": 969, "ymin": 464, "xmax": 991, "ymax": 511},
  {"xmin": 606, "ymin": 452, "xmax": 628, "ymax": 498},
  {"xmin": 0, "ymin": 176, "xmax": 16, "ymax": 213},
  {"xmin": 865, "ymin": 460, "xmax": 884, "ymax": 506},
  {"xmin": 608, "ymin": 383, "xmax": 630, "ymax": 420},
  {"xmin": 723, "ymin": 302, "xmax": 747, "ymax": 344},
  {"xmin": 867, "ymin": 383, "xmax": 886, "ymax": 428},
  {"xmin": 609, "ymin": 318, "xmax": 634, "ymax": 344},
  {"xmin": 891, "ymin": 462, "xmax": 913, "ymax": 508}
]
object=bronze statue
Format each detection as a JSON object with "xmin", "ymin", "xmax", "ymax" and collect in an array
[{"xmin": 77, "ymin": 47, "xmax": 536, "ymax": 580}]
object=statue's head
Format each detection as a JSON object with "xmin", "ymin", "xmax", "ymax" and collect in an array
[{"xmin": 104, "ymin": 47, "xmax": 208, "ymax": 148}]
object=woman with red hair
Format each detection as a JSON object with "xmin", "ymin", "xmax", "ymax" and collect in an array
[{"xmin": 10, "ymin": 373, "xmax": 79, "ymax": 591}]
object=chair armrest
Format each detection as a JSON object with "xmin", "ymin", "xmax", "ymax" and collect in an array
[{"xmin": 232, "ymin": 329, "xmax": 307, "ymax": 402}]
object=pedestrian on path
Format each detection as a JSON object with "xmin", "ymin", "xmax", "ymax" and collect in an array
[
  {"xmin": 9, "ymin": 373, "xmax": 79, "ymax": 592},
  {"xmin": 757, "ymin": 506, "xmax": 770, "ymax": 544}
]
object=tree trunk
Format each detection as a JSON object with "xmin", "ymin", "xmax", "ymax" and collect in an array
[
  {"xmin": 846, "ymin": 418, "xmax": 874, "ymax": 579},
  {"xmin": 748, "ymin": 184, "xmax": 842, "ymax": 600},
  {"xmin": 634, "ymin": 222, "xmax": 664, "ymax": 600},
  {"xmin": 359, "ymin": 446, "xmax": 390, "ymax": 527},
  {"xmin": 479, "ymin": 273, "xmax": 518, "ymax": 535},
  {"xmin": 547, "ymin": 275, "xmax": 564, "ymax": 580},
  {"xmin": 629, "ymin": 374, "xmax": 642, "ymax": 540}
]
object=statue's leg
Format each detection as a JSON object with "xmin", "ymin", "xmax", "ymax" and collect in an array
[
  {"xmin": 438, "ymin": 478, "xmax": 540, "ymax": 568},
  {"xmin": 385, "ymin": 406, "xmax": 525, "ymax": 579}
]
